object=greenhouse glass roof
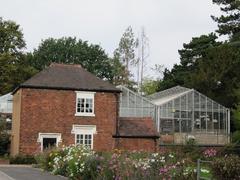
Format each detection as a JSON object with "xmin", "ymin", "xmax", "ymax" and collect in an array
[{"xmin": 148, "ymin": 86, "xmax": 192, "ymax": 105}]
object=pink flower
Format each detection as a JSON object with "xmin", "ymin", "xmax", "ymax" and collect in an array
[{"xmin": 203, "ymin": 148, "xmax": 217, "ymax": 158}]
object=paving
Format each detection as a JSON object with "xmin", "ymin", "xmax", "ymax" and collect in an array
[{"xmin": 0, "ymin": 165, "xmax": 67, "ymax": 180}]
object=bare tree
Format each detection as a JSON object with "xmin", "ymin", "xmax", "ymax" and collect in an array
[{"xmin": 136, "ymin": 27, "xmax": 150, "ymax": 93}]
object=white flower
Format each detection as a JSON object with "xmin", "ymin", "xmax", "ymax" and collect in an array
[
  {"xmin": 150, "ymin": 159, "xmax": 155, "ymax": 163},
  {"xmin": 169, "ymin": 154, "xmax": 174, "ymax": 158},
  {"xmin": 201, "ymin": 169, "xmax": 209, "ymax": 173}
]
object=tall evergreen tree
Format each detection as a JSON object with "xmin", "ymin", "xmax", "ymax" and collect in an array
[{"xmin": 212, "ymin": 0, "xmax": 240, "ymax": 41}]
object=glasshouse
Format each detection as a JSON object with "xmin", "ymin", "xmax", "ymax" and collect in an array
[
  {"xmin": 118, "ymin": 85, "xmax": 230, "ymax": 145},
  {"xmin": 0, "ymin": 93, "xmax": 12, "ymax": 114}
]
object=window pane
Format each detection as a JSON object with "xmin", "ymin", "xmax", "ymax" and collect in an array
[
  {"xmin": 77, "ymin": 98, "xmax": 85, "ymax": 113},
  {"xmin": 86, "ymin": 98, "xmax": 93, "ymax": 113},
  {"xmin": 76, "ymin": 134, "xmax": 80, "ymax": 144},
  {"xmin": 84, "ymin": 134, "xmax": 92, "ymax": 148},
  {"xmin": 76, "ymin": 134, "xmax": 84, "ymax": 144}
]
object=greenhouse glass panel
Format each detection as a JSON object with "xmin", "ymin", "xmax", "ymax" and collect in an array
[
  {"xmin": 118, "ymin": 86, "xmax": 156, "ymax": 120},
  {"xmin": 194, "ymin": 111, "xmax": 200, "ymax": 131},
  {"xmin": 207, "ymin": 99, "xmax": 213, "ymax": 132},
  {"xmin": 119, "ymin": 85, "xmax": 230, "ymax": 145},
  {"xmin": 194, "ymin": 91, "xmax": 200, "ymax": 111},
  {"xmin": 167, "ymin": 101, "xmax": 173, "ymax": 118},
  {"xmin": 174, "ymin": 119, "xmax": 180, "ymax": 132}
]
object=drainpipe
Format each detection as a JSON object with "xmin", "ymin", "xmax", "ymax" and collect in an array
[
  {"xmin": 115, "ymin": 93, "xmax": 120, "ymax": 136},
  {"xmin": 114, "ymin": 93, "xmax": 121, "ymax": 149}
]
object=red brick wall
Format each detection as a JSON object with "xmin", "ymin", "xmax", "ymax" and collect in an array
[
  {"xmin": 115, "ymin": 138, "xmax": 158, "ymax": 152},
  {"xmin": 19, "ymin": 88, "xmax": 119, "ymax": 154}
]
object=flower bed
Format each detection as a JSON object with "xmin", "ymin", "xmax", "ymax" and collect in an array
[{"xmin": 35, "ymin": 145, "xmax": 197, "ymax": 180}]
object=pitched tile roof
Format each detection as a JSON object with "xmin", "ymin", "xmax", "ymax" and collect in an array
[
  {"xmin": 115, "ymin": 117, "xmax": 159, "ymax": 138},
  {"xmin": 14, "ymin": 63, "xmax": 121, "ymax": 93}
]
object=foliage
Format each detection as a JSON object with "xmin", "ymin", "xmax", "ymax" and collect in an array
[
  {"xmin": 0, "ymin": 17, "xmax": 37, "ymax": 95},
  {"xmin": 158, "ymin": 33, "xmax": 220, "ymax": 91},
  {"xmin": 232, "ymin": 131, "xmax": 240, "ymax": 144},
  {"xmin": 141, "ymin": 77, "xmax": 160, "ymax": 96},
  {"xmin": 110, "ymin": 53, "xmax": 135, "ymax": 87},
  {"xmin": 233, "ymin": 104, "xmax": 240, "ymax": 133},
  {"xmin": 0, "ymin": 53, "xmax": 38, "ymax": 95},
  {"xmin": 113, "ymin": 26, "xmax": 138, "ymax": 87},
  {"xmin": 114, "ymin": 26, "xmax": 137, "ymax": 71},
  {"xmin": 184, "ymin": 138, "xmax": 197, "ymax": 153},
  {"xmin": 0, "ymin": 17, "xmax": 26, "ymax": 55},
  {"xmin": 212, "ymin": 0, "xmax": 240, "ymax": 40},
  {"xmin": 0, "ymin": 117, "xmax": 10, "ymax": 155},
  {"xmin": 9, "ymin": 154, "xmax": 36, "ymax": 164},
  {"xmin": 28, "ymin": 37, "xmax": 113, "ymax": 81},
  {"xmin": 189, "ymin": 44, "xmax": 240, "ymax": 108},
  {"xmin": 217, "ymin": 143, "xmax": 238, "ymax": 155},
  {"xmin": 37, "ymin": 145, "xmax": 197, "ymax": 180},
  {"xmin": 178, "ymin": 33, "xmax": 220, "ymax": 69},
  {"xmin": 212, "ymin": 154, "xmax": 240, "ymax": 179},
  {"xmin": 157, "ymin": 0, "xmax": 240, "ymax": 114}
]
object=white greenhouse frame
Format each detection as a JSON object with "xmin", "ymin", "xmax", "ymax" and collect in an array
[{"xmin": 118, "ymin": 86, "xmax": 230, "ymax": 145}]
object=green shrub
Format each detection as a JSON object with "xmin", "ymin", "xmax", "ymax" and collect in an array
[
  {"xmin": 212, "ymin": 154, "xmax": 240, "ymax": 179},
  {"xmin": 0, "ymin": 134, "xmax": 10, "ymax": 156},
  {"xmin": 232, "ymin": 131, "xmax": 240, "ymax": 144},
  {"xmin": 10, "ymin": 154, "xmax": 36, "ymax": 164},
  {"xmin": 0, "ymin": 118, "xmax": 10, "ymax": 156},
  {"xmin": 218, "ymin": 143, "xmax": 240, "ymax": 156}
]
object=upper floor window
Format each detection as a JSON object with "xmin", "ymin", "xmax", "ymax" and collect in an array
[{"xmin": 75, "ymin": 92, "xmax": 95, "ymax": 116}]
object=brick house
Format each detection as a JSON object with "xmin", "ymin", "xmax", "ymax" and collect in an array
[{"xmin": 10, "ymin": 63, "xmax": 159, "ymax": 156}]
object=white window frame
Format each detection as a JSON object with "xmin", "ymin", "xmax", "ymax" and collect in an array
[
  {"xmin": 37, "ymin": 133, "xmax": 62, "ymax": 151},
  {"xmin": 71, "ymin": 125, "xmax": 96, "ymax": 149},
  {"xmin": 75, "ymin": 134, "xmax": 93, "ymax": 148},
  {"xmin": 75, "ymin": 91, "xmax": 95, "ymax": 117}
]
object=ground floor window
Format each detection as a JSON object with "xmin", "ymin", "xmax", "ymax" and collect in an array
[
  {"xmin": 37, "ymin": 133, "xmax": 62, "ymax": 151},
  {"xmin": 76, "ymin": 134, "xmax": 92, "ymax": 148},
  {"xmin": 71, "ymin": 125, "xmax": 96, "ymax": 149}
]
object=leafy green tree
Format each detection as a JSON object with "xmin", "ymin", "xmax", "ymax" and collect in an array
[
  {"xmin": 29, "ymin": 37, "xmax": 113, "ymax": 81},
  {"xmin": 0, "ymin": 17, "xmax": 26, "ymax": 55},
  {"xmin": 140, "ymin": 77, "xmax": 159, "ymax": 96},
  {"xmin": 0, "ymin": 17, "xmax": 36, "ymax": 95}
]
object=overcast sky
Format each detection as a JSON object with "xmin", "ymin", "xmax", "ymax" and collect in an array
[{"xmin": 1, "ymin": 0, "xmax": 221, "ymax": 73}]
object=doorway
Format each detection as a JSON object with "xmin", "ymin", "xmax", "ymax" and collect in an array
[{"xmin": 42, "ymin": 138, "xmax": 57, "ymax": 150}]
